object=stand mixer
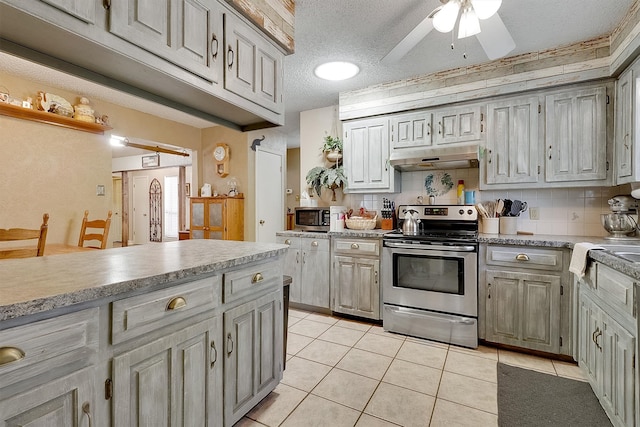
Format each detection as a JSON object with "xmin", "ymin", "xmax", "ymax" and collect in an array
[{"xmin": 602, "ymin": 195, "xmax": 640, "ymax": 239}]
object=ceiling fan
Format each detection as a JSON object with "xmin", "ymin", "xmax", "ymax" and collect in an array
[{"xmin": 381, "ymin": 0, "xmax": 515, "ymax": 64}]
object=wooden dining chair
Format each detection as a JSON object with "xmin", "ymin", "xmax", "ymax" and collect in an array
[
  {"xmin": 78, "ymin": 210, "xmax": 112, "ymax": 249},
  {"xmin": 0, "ymin": 213, "xmax": 49, "ymax": 259}
]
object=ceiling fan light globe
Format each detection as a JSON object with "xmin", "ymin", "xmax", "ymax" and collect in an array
[
  {"xmin": 470, "ymin": 0, "xmax": 502, "ymax": 20},
  {"xmin": 432, "ymin": 1, "xmax": 460, "ymax": 33},
  {"xmin": 458, "ymin": 7, "xmax": 481, "ymax": 39}
]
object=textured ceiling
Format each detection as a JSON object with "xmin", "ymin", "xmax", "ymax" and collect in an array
[{"xmin": 1, "ymin": 0, "xmax": 636, "ymax": 152}]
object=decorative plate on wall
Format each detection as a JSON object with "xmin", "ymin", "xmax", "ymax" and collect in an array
[{"xmin": 425, "ymin": 172, "xmax": 454, "ymax": 196}]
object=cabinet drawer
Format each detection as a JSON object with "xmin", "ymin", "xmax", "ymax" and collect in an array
[
  {"xmin": 596, "ymin": 264, "xmax": 636, "ymax": 318},
  {"xmin": 112, "ymin": 277, "xmax": 221, "ymax": 345},
  {"xmin": 301, "ymin": 237, "xmax": 329, "ymax": 252},
  {"xmin": 224, "ymin": 262, "xmax": 281, "ymax": 303},
  {"xmin": 486, "ymin": 246, "xmax": 563, "ymax": 271},
  {"xmin": 334, "ymin": 238, "xmax": 380, "ymax": 256},
  {"xmin": 0, "ymin": 308, "xmax": 98, "ymax": 393}
]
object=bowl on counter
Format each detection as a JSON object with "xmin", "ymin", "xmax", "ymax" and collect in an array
[
  {"xmin": 601, "ymin": 213, "xmax": 637, "ymax": 237},
  {"xmin": 345, "ymin": 216, "xmax": 377, "ymax": 230}
]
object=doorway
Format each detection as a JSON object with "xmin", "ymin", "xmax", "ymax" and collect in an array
[
  {"xmin": 255, "ymin": 147, "xmax": 284, "ymax": 243},
  {"xmin": 133, "ymin": 175, "xmax": 149, "ymax": 245}
]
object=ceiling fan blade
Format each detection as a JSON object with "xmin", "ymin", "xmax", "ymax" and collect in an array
[
  {"xmin": 475, "ymin": 13, "xmax": 515, "ymax": 60},
  {"xmin": 381, "ymin": 15, "xmax": 435, "ymax": 64}
]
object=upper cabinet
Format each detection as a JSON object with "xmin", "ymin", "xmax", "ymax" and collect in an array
[
  {"xmin": 0, "ymin": 0, "xmax": 289, "ymax": 129},
  {"xmin": 484, "ymin": 96, "xmax": 540, "ymax": 186},
  {"xmin": 224, "ymin": 12, "xmax": 283, "ymax": 115},
  {"xmin": 434, "ymin": 104, "xmax": 484, "ymax": 145},
  {"xmin": 343, "ymin": 117, "xmax": 401, "ymax": 193},
  {"xmin": 110, "ymin": 0, "xmax": 223, "ymax": 85},
  {"xmin": 545, "ymin": 86, "xmax": 608, "ymax": 183},
  {"xmin": 390, "ymin": 111, "xmax": 433, "ymax": 150}
]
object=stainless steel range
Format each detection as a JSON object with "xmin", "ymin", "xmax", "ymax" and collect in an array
[{"xmin": 382, "ymin": 204, "xmax": 479, "ymax": 348}]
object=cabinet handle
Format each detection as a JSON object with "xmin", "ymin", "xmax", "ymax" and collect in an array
[
  {"xmin": 0, "ymin": 346, "xmax": 25, "ymax": 366},
  {"xmin": 487, "ymin": 283, "xmax": 491, "ymax": 299},
  {"xmin": 351, "ymin": 243, "xmax": 359, "ymax": 249},
  {"xmin": 548, "ymin": 145, "xmax": 552, "ymax": 160},
  {"xmin": 166, "ymin": 296, "xmax": 187, "ymax": 311},
  {"xmin": 260, "ymin": 220, "xmax": 265, "ymax": 225},
  {"xmin": 303, "ymin": 252, "xmax": 306, "ymax": 264},
  {"xmin": 296, "ymin": 252, "xmax": 299, "ymax": 264},
  {"xmin": 252, "ymin": 273, "xmax": 264, "ymax": 284},
  {"xmin": 82, "ymin": 402, "xmax": 93, "ymax": 427},
  {"xmin": 227, "ymin": 333, "xmax": 234, "ymax": 355},
  {"xmin": 375, "ymin": 270, "xmax": 378, "ymax": 284},
  {"xmin": 438, "ymin": 121, "xmax": 443, "ymax": 135},
  {"xmin": 284, "ymin": 239, "xmax": 291, "ymax": 245},
  {"xmin": 102, "ymin": 0, "xmax": 110, "ymax": 10},
  {"xmin": 227, "ymin": 46, "xmax": 234, "ymax": 69},
  {"xmin": 427, "ymin": 122, "xmax": 431, "ymax": 136},
  {"xmin": 210, "ymin": 33, "xmax": 219, "ymax": 60},
  {"xmin": 624, "ymin": 133, "xmax": 630, "ymax": 150},
  {"xmin": 311, "ymin": 241, "xmax": 318, "ymax": 247},
  {"xmin": 592, "ymin": 327, "xmax": 603, "ymax": 350},
  {"xmin": 488, "ymin": 149, "xmax": 492, "ymax": 164},
  {"xmin": 210, "ymin": 341, "xmax": 218, "ymax": 368},
  {"xmin": 515, "ymin": 254, "xmax": 530, "ymax": 261}
]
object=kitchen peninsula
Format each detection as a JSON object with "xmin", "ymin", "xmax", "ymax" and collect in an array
[{"xmin": 0, "ymin": 239, "xmax": 287, "ymax": 426}]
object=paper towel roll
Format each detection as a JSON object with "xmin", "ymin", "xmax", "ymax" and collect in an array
[{"xmin": 330, "ymin": 206, "xmax": 346, "ymax": 231}]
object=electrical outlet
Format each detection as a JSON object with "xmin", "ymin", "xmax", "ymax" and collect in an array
[{"xmin": 529, "ymin": 207, "xmax": 540, "ymax": 220}]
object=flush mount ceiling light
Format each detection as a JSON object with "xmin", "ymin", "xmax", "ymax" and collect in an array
[{"xmin": 314, "ymin": 62, "xmax": 360, "ymax": 81}]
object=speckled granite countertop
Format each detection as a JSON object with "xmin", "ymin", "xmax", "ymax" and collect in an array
[
  {"xmin": 0, "ymin": 240, "xmax": 287, "ymax": 322},
  {"xmin": 277, "ymin": 229, "xmax": 387, "ymax": 239}
]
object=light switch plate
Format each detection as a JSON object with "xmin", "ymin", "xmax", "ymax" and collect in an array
[
  {"xmin": 96, "ymin": 185, "xmax": 105, "ymax": 196},
  {"xmin": 529, "ymin": 207, "xmax": 540, "ymax": 220}
]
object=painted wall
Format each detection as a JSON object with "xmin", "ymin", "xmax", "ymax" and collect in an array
[
  {"xmin": 286, "ymin": 147, "xmax": 300, "ymax": 212},
  {"xmin": 0, "ymin": 70, "xmax": 203, "ymax": 246}
]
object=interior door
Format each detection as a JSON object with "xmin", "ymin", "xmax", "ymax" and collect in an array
[
  {"xmin": 133, "ymin": 176, "xmax": 149, "ymax": 245},
  {"xmin": 255, "ymin": 147, "xmax": 284, "ymax": 243},
  {"xmin": 112, "ymin": 176, "xmax": 123, "ymax": 244}
]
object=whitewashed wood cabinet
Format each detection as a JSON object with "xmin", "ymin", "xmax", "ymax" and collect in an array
[
  {"xmin": 224, "ymin": 288, "xmax": 282, "ymax": 427},
  {"xmin": 276, "ymin": 235, "xmax": 330, "ymax": 309},
  {"xmin": 545, "ymin": 86, "xmax": 608, "ymax": 182},
  {"xmin": 479, "ymin": 245, "xmax": 572, "ymax": 356},
  {"xmin": 224, "ymin": 11, "xmax": 284, "ymax": 114},
  {"xmin": 483, "ymin": 96, "xmax": 540, "ymax": 185},
  {"xmin": 576, "ymin": 262, "xmax": 637, "ymax": 427},
  {"xmin": 615, "ymin": 63, "xmax": 636, "ymax": 183},
  {"xmin": 434, "ymin": 104, "xmax": 484, "ymax": 145},
  {"xmin": 390, "ymin": 111, "xmax": 433, "ymax": 149},
  {"xmin": 331, "ymin": 238, "xmax": 381, "ymax": 320},
  {"xmin": 112, "ymin": 317, "xmax": 223, "ymax": 426},
  {"xmin": 40, "ymin": 0, "xmax": 96, "ymax": 23},
  {"xmin": 110, "ymin": 0, "xmax": 224, "ymax": 84},
  {"xmin": 343, "ymin": 117, "xmax": 401, "ymax": 193}
]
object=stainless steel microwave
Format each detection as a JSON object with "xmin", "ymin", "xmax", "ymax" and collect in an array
[{"xmin": 294, "ymin": 207, "xmax": 330, "ymax": 232}]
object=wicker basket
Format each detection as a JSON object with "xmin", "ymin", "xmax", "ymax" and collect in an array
[{"xmin": 345, "ymin": 216, "xmax": 377, "ymax": 230}]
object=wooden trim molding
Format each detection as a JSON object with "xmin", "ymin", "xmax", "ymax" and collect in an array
[{"xmin": 0, "ymin": 103, "xmax": 112, "ymax": 135}]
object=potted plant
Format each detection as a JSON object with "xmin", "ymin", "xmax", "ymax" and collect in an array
[
  {"xmin": 305, "ymin": 164, "xmax": 347, "ymax": 201},
  {"xmin": 322, "ymin": 134, "xmax": 343, "ymax": 162}
]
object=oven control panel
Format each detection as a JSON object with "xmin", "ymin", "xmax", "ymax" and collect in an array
[{"xmin": 399, "ymin": 205, "xmax": 478, "ymax": 221}]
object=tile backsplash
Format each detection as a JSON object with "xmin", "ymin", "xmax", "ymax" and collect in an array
[{"xmin": 343, "ymin": 169, "xmax": 634, "ymax": 238}]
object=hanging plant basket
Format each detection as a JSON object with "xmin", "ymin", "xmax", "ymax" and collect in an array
[{"xmin": 326, "ymin": 149, "xmax": 343, "ymax": 163}]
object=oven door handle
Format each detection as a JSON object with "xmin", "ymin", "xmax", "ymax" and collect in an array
[{"xmin": 384, "ymin": 242, "xmax": 476, "ymax": 252}]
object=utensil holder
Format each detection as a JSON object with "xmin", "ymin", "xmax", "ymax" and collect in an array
[
  {"xmin": 499, "ymin": 217, "xmax": 518, "ymax": 235},
  {"xmin": 482, "ymin": 218, "xmax": 499, "ymax": 234},
  {"xmin": 381, "ymin": 218, "xmax": 394, "ymax": 230}
]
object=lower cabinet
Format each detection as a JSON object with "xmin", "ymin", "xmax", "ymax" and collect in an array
[
  {"xmin": 276, "ymin": 235, "xmax": 330, "ymax": 309},
  {"xmin": 485, "ymin": 269, "xmax": 561, "ymax": 354},
  {"xmin": 112, "ymin": 316, "xmax": 223, "ymax": 426},
  {"xmin": 479, "ymin": 245, "xmax": 572, "ymax": 356},
  {"xmin": 224, "ymin": 288, "xmax": 282, "ymax": 427},
  {"xmin": 577, "ymin": 263, "xmax": 636, "ymax": 427},
  {"xmin": 331, "ymin": 238, "xmax": 381, "ymax": 320},
  {"xmin": 0, "ymin": 367, "xmax": 94, "ymax": 425}
]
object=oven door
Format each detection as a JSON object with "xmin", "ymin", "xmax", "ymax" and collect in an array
[{"xmin": 382, "ymin": 242, "xmax": 477, "ymax": 317}]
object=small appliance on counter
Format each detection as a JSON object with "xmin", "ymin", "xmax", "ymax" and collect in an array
[
  {"xmin": 602, "ymin": 195, "xmax": 640, "ymax": 240},
  {"xmin": 294, "ymin": 207, "xmax": 330, "ymax": 232}
]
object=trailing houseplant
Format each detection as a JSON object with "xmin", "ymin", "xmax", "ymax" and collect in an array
[
  {"xmin": 305, "ymin": 164, "xmax": 347, "ymax": 201},
  {"xmin": 322, "ymin": 134, "xmax": 343, "ymax": 162}
]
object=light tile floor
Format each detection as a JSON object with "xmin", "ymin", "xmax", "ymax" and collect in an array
[{"xmin": 235, "ymin": 309, "xmax": 586, "ymax": 427}]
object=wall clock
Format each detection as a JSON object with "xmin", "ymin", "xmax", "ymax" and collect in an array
[{"xmin": 213, "ymin": 143, "xmax": 230, "ymax": 177}]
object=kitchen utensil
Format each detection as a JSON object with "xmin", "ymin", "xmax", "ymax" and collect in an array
[
  {"xmin": 402, "ymin": 209, "xmax": 421, "ymax": 235},
  {"xmin": 476, "ymin": 203, "xmax": 489, "ymax": 219},
  {"xmin": 496, "ymin": 199, "xmax": 504, "ymax": 217},
  {"xmin": 601, "ymin": 213, "xmax": 637, "ymax": 238},
  {"xmin": 511, "ymin": 200, "xmax": 527, "ymax": 216},
  {"xmin": 502, "ymin": 199, "xmax": 513, "ymax": 216}
]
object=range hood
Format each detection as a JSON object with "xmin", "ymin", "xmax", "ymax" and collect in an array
[{"xmin": 389, "ymin": 144, "xmax": 479, "ymax": 171}]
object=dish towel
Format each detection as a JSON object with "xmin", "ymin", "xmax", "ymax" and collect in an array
[{"xmin": 569, "ymin": 242, "xmax": 605, "ymax": 278}]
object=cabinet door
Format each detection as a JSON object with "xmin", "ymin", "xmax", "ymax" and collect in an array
[
  {"xmin": 110, "ymin": 0, "xmax": 223, "ymax": 84},
  {"xmin": 224, "ymin": 289, "xmax": 282, "ymax": 427},
  {"xmin": 190, "ymin": 198, "xmax": 206, "ymax": 238},
  {"xmin": 486, "ymin": 270, "xmax": 560, "ymax": 353},
  {"xmin": 333, "ymin": 256, "xmax": 380, "ymax": 320},
  {"xmin": 545, "ymin": 87, "xmax": 607, "ymax": 182},
  {"xmin": 343, "ymin": 117, "xmax": 392, "ymax": 191},
  {"xmin": 434, "ymin": 105, "xmax": 483, "ymax": 145},
  {"xmin": 112, "ymin": 317, "xmax": 223, "ymax": 427},
  {"xmin": 485, "ymin": 97, "xmax": 539, "ymax": 185},
  {"xmin": 578, "ymin": 292, "xmax": 601, "ymax": 388},
  {"xmin": 600, "ymin": 313, "xmax": 636, "ymax": 427},
  {"xmin": 0, "ymin": 367, "xmax": 94, "ymax": 426},
  {"xmin": 301, "ymin": 246, "xmax": 331, "ymax": 308},
  {"xmin": 276, "ymin": 237, "xmax": 302, "ymax": 303},
  {"xmin": 616, "ymin": 68, "xmax": 634, "ymax": 183},
  {"xmin": 390, "ymin": 111, "xmax": 433, "ymax": 149},
  {"xmin": 207, "ymin": 199, "xmax": 225, "ymax": 239},
  {"xmin": 41, "ymin": 0, "xmax": 96, "ymax": 23},
  {"xmin": 224, "ymin": 12, "xmax": 283, "ymax": 114}
]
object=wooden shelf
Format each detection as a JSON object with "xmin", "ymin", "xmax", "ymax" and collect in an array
[{"xmin": 0, "ymin": 102, "xmax": 112, "ymax": 135}]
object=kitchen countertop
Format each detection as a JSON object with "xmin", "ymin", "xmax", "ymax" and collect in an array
[
  {"xmin": 277, "ymin": 229, "xmax": 388, "ymax": 238},
  {"xmin": 0, "ymin": 239, "xmax": 287, "ymax": 323}
]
